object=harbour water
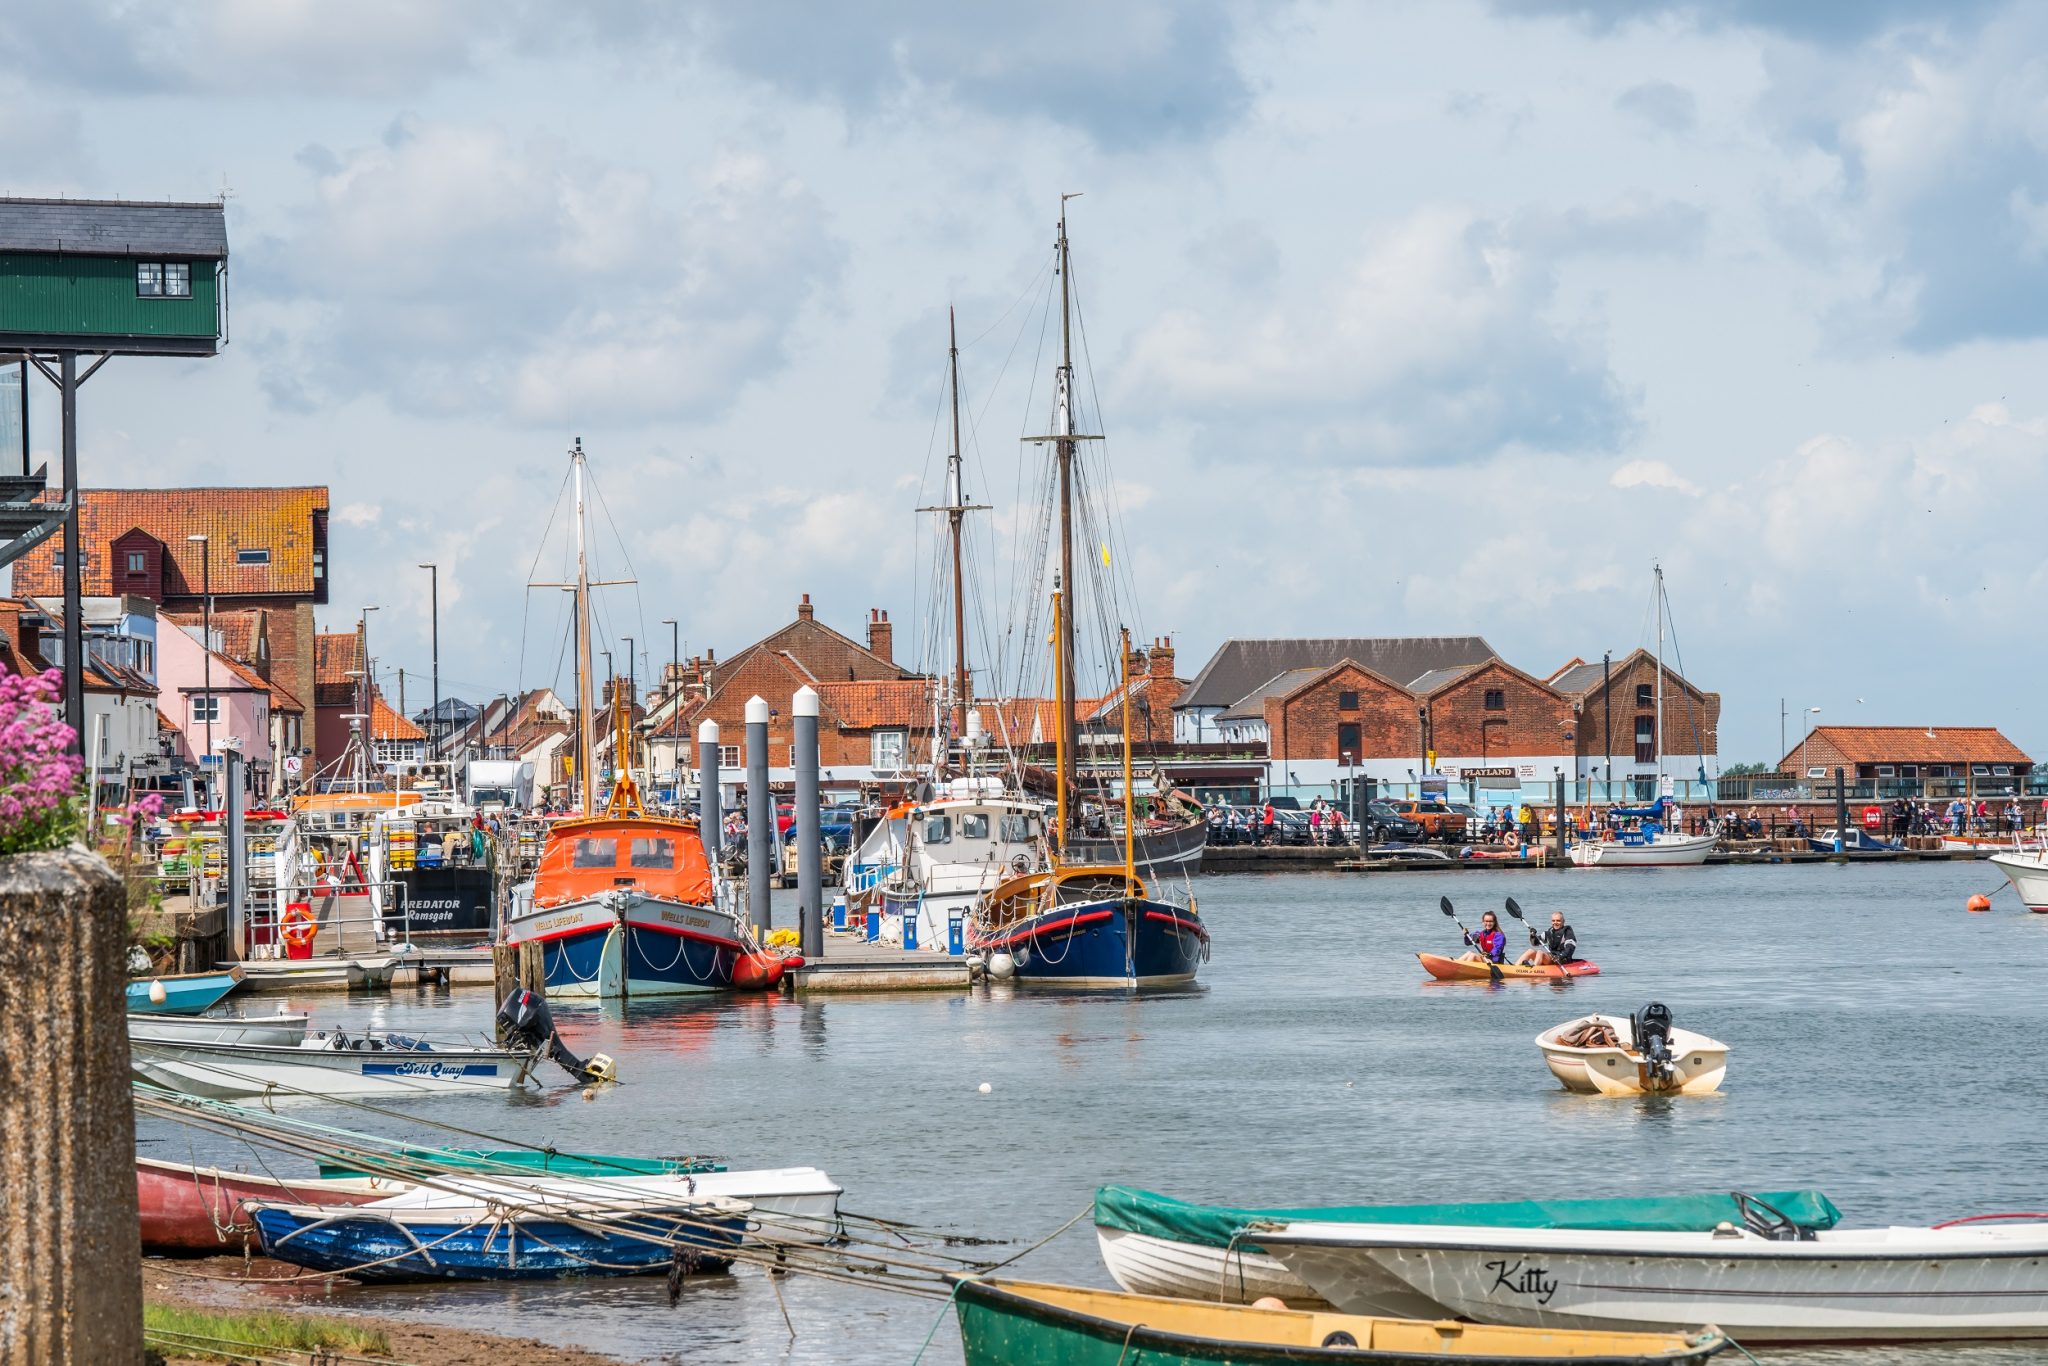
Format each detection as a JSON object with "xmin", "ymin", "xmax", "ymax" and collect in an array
[{"xmin": 141, "ymin": 862, "xmax": 2048, "ymax": 1364}]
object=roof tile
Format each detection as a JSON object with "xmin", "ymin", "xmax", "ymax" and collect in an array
[{"xmin": 13, "ymin": 487, "xmax": 327, "ymax": 598}]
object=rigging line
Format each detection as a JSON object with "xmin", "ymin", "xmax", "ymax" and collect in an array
[
  {"xmin": 1660, "ymin": 575, "xmax": 1709, "ymax": 776},
  {"xmin": 1068, "ymin": 254, "xmax": 1144, "ymax": 649},
  {"xmin": 965, "ymin": 252, "xmax": 1056, "ymax": 449},
  {"xmin": 515, "ymin": 462, "xmax": 575, "ymax": 727}
]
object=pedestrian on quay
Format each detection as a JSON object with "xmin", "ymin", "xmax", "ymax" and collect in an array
[{"xmin": 1260, "ymin": 799, "xmax": 1277, "ymax": 846}]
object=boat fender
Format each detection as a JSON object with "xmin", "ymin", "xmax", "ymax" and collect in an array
[
  {"xmin": 1252, "ymin": 1297, "xmax": 1288, "ymax": 1311},
  {"xmin": 147, "ymin": 979, "xmax": 168, "ymax": 1005},
  {"xmin": 987, "ymin": 952, "xmax": 1016, "ymax": 979},
  {"xmin": 732, "ymin": 951, "xmax": 786, "ymax": 991}
]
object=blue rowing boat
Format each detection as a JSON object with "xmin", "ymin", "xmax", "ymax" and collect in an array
[
  {"xmin": 246, "ymin": 1196, "xmax": 747, "ymax": 1281},
  {"xmin": 125, "ymin": 967, "xmax": 242, "ymax": 1015}
]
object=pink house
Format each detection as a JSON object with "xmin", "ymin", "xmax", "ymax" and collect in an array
[{"xmin": 156, "ymin": 610, "xmax": 274, "ymax": 791}]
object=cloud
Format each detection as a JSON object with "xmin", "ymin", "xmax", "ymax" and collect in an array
[
  {"xmin": 677, "ymin": 1, "xmax": 1257, "ymax": 151},
  {"xmin": 1120, "ymin": 206, "xmax": 1642, "ymax": 466},
  {"xmin": 253, "ymin": 123, "xmax": 840, "ymax": 423},
  {"xmin": 0, "ymin": 84, "xmax": 92, "ymax": 188},
  {"xmin": 1615, "ymin": 80, "xmax": 1697, "ymax": 135},
  {"xmin": 1609, "ymin": 459, "xmax": 1701, "ymax": 496},
  {"xmin": 333, "ymin": 502, "xmax": 381, "ymax": 528},
  {"xmin": 1487, "ymin": 0, "xmax": 2006, "ymax": 45}
]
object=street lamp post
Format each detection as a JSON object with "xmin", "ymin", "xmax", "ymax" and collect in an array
[
  {"xmin": 186, "ymin": 534, "xmax": 213, "ymax": 804},
  {"xmin": 418, "ymin": 563, "xmax": 438, "ymax": 761}
]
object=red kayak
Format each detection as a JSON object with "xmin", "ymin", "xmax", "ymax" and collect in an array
[
  {"xmin": 137, "ymin": 1157, "xmax": 390, "ymax": 1253},
  {"xmin": 1416, "ymin": 952, "xmax": 1600, "ymax": 982}
]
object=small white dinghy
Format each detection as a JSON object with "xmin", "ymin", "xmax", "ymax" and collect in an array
[
  {"xmin": 129, "ymin": 1030, "xmax": 542, "ymax": 1099},
  {"xmin": 366, "ymin": 1166, "xmax": 846, "ymax": 1246},
  {"xmin": 128, "ymin": 1011, "xmax": 311, "ymax": 1047},
  {"xmin": 1537, "ymin": 1004, "xmax": 1727, "ymax": 1096}
]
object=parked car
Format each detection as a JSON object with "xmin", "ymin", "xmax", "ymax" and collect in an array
[
  {"xmin": 1361, "ymin": 800, "xmax": 1424, "ymax": 843},
  {"xmin": 1387, "ymin": 798, "xmax": 1468, "ymax": 842}
]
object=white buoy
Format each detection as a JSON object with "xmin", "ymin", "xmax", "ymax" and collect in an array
[
  {"xmin": 988, "ymin": 952, "xmax": 1016, "ymax": 979},
  {"xmin": 147, "ymin": 980, "xmax": 167, "ymax": 1005},
  {"xmin": 978, "ymin": 1082, "xmax": 992, "ymax": 1094}
]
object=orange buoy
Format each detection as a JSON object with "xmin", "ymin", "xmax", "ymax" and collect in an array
[
  {"xmin": 732, "ymin": 951, "xmax": 787, "ymax": 991},
  {"xmin": 1967, "ymin": 894, "xmax": 1993, "ymax": 913}
]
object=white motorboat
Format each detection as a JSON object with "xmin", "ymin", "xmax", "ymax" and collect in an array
[
  {"xmin": 1257, "ymin": 1208, "xmax": 2048, "ymax": 1343},
  {"xmin": 130, "ymin": 1031, "xmax": 540, "ymax": 1099},
  {"xmin": 873, "ymin": 780, "xmax": 1050, "ymax": 951},
  {"xmin": 1537, "ymin": 1006, "xmax": 1728, "ymax": 1096},
  {"xmin": 1990, "ymin": 850, "xmax": 2048, "ymax": 912},
  {"xmin": 128, "ymin": 1011, "xmax": 311, "ymax": 1047},
  {"xmin": 366, "ymin": 1166, "xmax": 845, "ymax": 1246}
]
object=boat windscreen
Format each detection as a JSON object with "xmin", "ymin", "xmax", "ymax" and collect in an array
[
  {"xmin": 572, "ymin": 838, "xmax": 617, "ymax": 868},
  {"xmin": 629, "ymin": 836, "xmax": 675, "ymax": 869}
]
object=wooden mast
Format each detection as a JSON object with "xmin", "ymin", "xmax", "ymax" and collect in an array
[
  {"xmin": 1120, "ymin": 626, "xmax": 1136, "ymax": 889},
  {"xmin": 1055, "ymin": 199, "xmax": 1080, "ymax": 838},
  {"xmin": 1051, "ymin": 581, "xmax": 1067, "ymax": 854},
  {"xmin": 572, "ymin": 440, "xmax": 596, "ymax": 815}
]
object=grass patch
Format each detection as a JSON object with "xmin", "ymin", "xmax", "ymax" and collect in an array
[{"xmin": 143, "ymin": 1302, "xmax": 390, "ymax": 1359}]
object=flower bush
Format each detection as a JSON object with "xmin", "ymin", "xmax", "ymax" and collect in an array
[{"xmin": 0, "ymin": 669, "xmax": 84, "ymax": 856}]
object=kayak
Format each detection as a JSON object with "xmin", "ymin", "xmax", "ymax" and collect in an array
[{"xmin": 1417, "ymin": 952, "xmax": 1599, "ymax": 982}]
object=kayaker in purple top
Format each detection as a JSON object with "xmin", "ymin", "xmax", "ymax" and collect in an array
[{"xmin": 1459, "ymin": 910, "xmax": 1507, "ymax": 964}]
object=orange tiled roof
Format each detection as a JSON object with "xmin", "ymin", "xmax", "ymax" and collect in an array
[
  {"xmin": 267, "ymin": 679, "xmax": 304, "ymax": 714},
  {"xmin": 370, "ymin": 690, "xmax": 425, "ymax": 742},
  {"xmin": 165, "ymin": 607, "xmax": 262, "ymax": 663},
  {"xmin": 314, "ymin": 631, "xmax": 361, "ymax": 686},
  {"xmin": 12, "ymin": 487, "xmax": 327, "ymax": 598},
  {"xmin": 214, "ymin": 655, "xmax": 272, "ymax": 693},
  {"xmin": 814, "ymin": 679, "xmax": 930, "ymax": 729},
  {"xmin": 1794, "ymin": 725, "xmax": 2031, "ymax": 768}
]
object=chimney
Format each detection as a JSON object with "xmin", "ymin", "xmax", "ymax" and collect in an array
[
  {"xmin": 796, "ymin": 593, "xmax": 814, "ymax": 621},
  {"xmin": 866, "ymin": 608, "xmax": 893, "ymax": 663},
  {"xmin": 1149, "ymin": 636, "xmax": 1175, "ymax": 679},
  {"xmin": 1147, "ymin": 636, "xmax": 1183, "ymax": 715},
  {"xmin": 1124, "ymin": 639, "xmax": 1147, "ymax": 683}
]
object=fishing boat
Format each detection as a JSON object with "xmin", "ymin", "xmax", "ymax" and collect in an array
[
  {"xmin": 1092, "ymin": 1185, "xmax": 1841, "ymax": 1310},
  {"xmin": 1989, "ymin": 849, "xmax": 2048, "ymax": 911},
  {"xmin": 872, "ymin": 780, "xmax": 1050, "ymax": 952},
  {"xmin": 246, "ymin": 1191, "xmax": 749, "ymax": 1282},
  {"xmin": 128, "ymin": 1010, "xmax": 310, "ymax": 1047},
  {"xmin": 129, "ymin": 1031, "xmax": 541, "ymax": 1099},
  {"xmin": 126, "ymin": 967, "xmax": 242, "ymax": 1015},
  {"xmin": 951, "ymin": 1278, "xmax": 1728, "ymax": 1364},
  {"xmin": 1416, "ymin": 954, "xmax": 1599, "ymax": 983},
  {"xmin": 1537, "ymin": 1006, "xmax": 1728, "ymax": 1096},
  {"xmin": 501, "ymin": 441, "xmax": 768, "ymax": 999},
  {"xmin": 1807, "ymin": 827, "xmax": 1902, "ymax": 854},
  {"xmin": 1255, "ymin": 1204, "xmax": 2048, "ymax": 1343},
  {"xmin": 964, "ymin": 204, "xmax": 1207, "ymax": 988}
]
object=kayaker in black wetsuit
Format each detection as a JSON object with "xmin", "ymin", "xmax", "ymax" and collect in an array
[{"xmin": 1517, "ymin": 911, "xmax": 1577, "ymax": 967}]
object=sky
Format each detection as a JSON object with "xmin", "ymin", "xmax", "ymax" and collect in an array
[{"xmin": 4, "ymin": 0, "xmax": 2046, "ymax": 765}]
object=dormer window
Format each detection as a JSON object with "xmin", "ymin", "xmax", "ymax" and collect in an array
[
  {"xmin": 136, "ymin": 262, "xmax": 191, "ymax": 299},
  {"xmin": 125, "ymin": 551, "xmax": 146, "ymax": 574},
  {"xmin": 237, "ymin": 547, "xmax": 270, "ymax": 565}
]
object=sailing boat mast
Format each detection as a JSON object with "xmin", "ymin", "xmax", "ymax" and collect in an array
[
  {"xmin": 573, "ymin": 440, "xmax": 596, "ymax": 815},
  {"xmin": 1054, "ymin": 197, "xmax": 1081, "ymax": 830},
  {"xmin": 947, "ymin": 308, "xmax": 970, "ymax": 740},
  {"xmin": 1653, "ymin": 561, "xmax": 1665, "ymax": 793}
]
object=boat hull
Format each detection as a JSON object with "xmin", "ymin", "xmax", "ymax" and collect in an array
[
  {"xmin": 248, "ymin": 1201, "xmax": 744, "ymax": 1282},
  {"xmin": 1990, "ymin": 852, "xmax": 2048, "ymax": 912},
  {"xmin": 1417, "ymin": 953, "xmax": 1600, "ymax": 983},
  {"xmin": 1262, "ymin": 1221, "xmax": 2048, "ymax": 1343},
  {"xmin": 368, "ymin": 1166, "xmax": 844, "ymax": 1247},
  {"xmin": 128, "ymin": 1013, "xmax": 310, "ymax": 1047},
  {"xmin": 977, "ymin": 897, "xmax": 1206, "ymax": 988},
  {"xmin": 507, "ymin": 893, "xmax": 744, "ymax": 999},
  {"xmin": 1568, "ymin": 835, "xmax": 1714, "ymax": 867},
  {"xmin": 129, "ymin": 1037, "xmax": 538, "ymax": 1099},
  {"xmin": 136, "ymin": 1158, "xmax": 389, "ymax": 1254},
  {"xmin": 953, "ymin": 1277, "xmax": 1726, "ymax": 1365},
  {"xmin": 126, "ymin": 969, "xmax": 242, "ymax": 1015},
  {"xmin": 1096, "ymin": 1227, "xmax": 1327, "ymax": 1309}
]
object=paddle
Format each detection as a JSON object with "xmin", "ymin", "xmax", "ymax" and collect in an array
[{"xmin": 1440, "ymin": 896, "xmax": 1501, "ymax": 982}]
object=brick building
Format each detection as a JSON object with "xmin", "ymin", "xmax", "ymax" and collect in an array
[
  {"xmin": 12, "ymin": 486, "xmax": 329, "ymax": 768},
  {"xmin": 1774, "ymin": 725, "xmax": 2031, "ymax": 800},
  {"xmin": 1548, "ymin": 650, "xmax": 1721, "ymax": 797},
  {"xmin": 1175, "ymin": 635, "xmax": 1496, "ymax": 744}
]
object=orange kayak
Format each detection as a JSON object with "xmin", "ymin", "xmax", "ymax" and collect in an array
[{"xmin": 1417, "ymin": 952, "xmax": 1600, "ymax": 982}]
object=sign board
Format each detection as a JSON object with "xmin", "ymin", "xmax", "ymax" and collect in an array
[
  {"xmin": 1457, "ymin": 766, "xmax": 1519, "ymax": 780},
  {"xmin": 283, "ymin": 755, "xmax": 303, "ymax": 775}
]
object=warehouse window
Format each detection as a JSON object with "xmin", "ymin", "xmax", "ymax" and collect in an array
[
  {"xmin": 1337, "ymin": 690, "xmax": 1359, "ymax": 712},
  {"xmin": 1484, "ymin": 689, "xmax": 1505, "ymax": 710},
  {"xmin": 1635, "ymin": 683, "xmax": 1653, "ymax": 706}
]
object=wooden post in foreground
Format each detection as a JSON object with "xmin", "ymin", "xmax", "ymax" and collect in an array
[{"xmin": 0, "ymin": 848, "xmax": 142, "ymax": 1363}]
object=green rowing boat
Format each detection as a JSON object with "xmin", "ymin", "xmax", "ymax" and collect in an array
[{"xmin": 317, "ymin": 1146, "xmax": 724, "ymax": 1180}]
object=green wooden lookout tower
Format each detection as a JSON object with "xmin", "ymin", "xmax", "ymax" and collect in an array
[{"xmin": 0, "ymin": 197, "xmax": 228, "ymax": 746}]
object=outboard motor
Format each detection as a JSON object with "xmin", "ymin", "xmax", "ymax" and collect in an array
[
  {"xmin": 1632, "ymin": 1002, "xmax": 1676, "ymax": 1087},
  {"xmin": 497, "ymin": 988, "xmax": 615, "ymax": 1085}
]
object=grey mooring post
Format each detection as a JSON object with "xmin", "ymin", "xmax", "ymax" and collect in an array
[
  {"xmin": 698, "ymin": 719, "xmax": 721, "ymax": 860},
  {"xmin": 746, "ymin": 695, "xmax": 771, "ymax": 931},
  {"xmin": 793, "ymin": 685, "xmax": 823, "ymax": 958},
  {"xmin": 1834, "ymin": 767, "xmax": 1847, "ymax": 853},
  {"xmin": 222, "ymin": 741, "xmax": 245, "ymax": 949}
]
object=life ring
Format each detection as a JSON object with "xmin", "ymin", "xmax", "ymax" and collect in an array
[
  {"xmin": 1009, "ymin": 853, "xmax": 1030, "ymax": 874},
  {"xmin": 281, "ymin": 903, "xmax": 318, "ymax": 951}
]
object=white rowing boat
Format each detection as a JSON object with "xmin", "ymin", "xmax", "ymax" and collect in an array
[
  {"xmin": 130, "ymin": 1031, "xmax": 540, "ymax": 1099},
  {"xmin": 366, "ymin": 1166, "xmax": 845, "ymax": 1245},
  {"xmin": 127, "ymin": 1012, "xmax": 311, "ymax": 1047},
  {"xmin": 1257, "ymin": 1209, "xmax": 2048, "ymax": 1342}
]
